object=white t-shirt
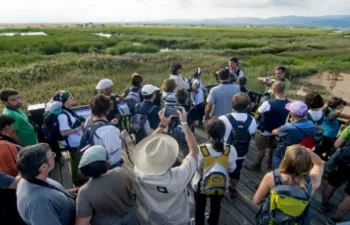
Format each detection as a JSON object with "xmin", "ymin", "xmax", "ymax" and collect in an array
[
  {"xmin": 257, "ymin": 101, "xmax": 273, "ymax": 136},
  {"xmin": 308, "ymin": 109, "xmax": 323, "ymax": 121},
  {"xmin": 93, "ymin": 125, "xmax": 122, "ymax": 165},
  {"xmin": 191, "ymin": 79, "xmax": 204, "ymax": 105},
  {"xmin": 58, "ymin": 110, "xmax": 83, "ymax": 148},
  {"xmin": 191, "ymin": 144, "xmax": 237, "ymax": 191},
  {"xmin": 219, "ymin": 112, "xmax": 257, "ymax": 159},
  {"xmin": 170, "ymin": 74, "xmax": 190, "ymax": 90},
  {"xmin": 134, "ymin": 155, "xmax": 197, "ymax": 225}
]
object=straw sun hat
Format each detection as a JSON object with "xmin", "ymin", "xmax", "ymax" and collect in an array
[{"xmin": 134, "ymin": 134, "xmax": 179, "ymax": 175}]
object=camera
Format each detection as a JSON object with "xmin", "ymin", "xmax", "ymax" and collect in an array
[{"xmin": 165, "ymin": 106, "xmax": 182, "ymax": 118}]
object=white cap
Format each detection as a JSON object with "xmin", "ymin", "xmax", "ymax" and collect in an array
[
  {"xmin": 96, "ymin": 79, "xmax": 113, "ymax": 90},
  {"xmin": 142, "ymin": 84, "xmax": 160, "ymax": 96}
]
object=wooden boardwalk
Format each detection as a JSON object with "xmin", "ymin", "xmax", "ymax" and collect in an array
[{"xmin": 121, "ymin": 128, "xmax": 350, "ymax": 225}]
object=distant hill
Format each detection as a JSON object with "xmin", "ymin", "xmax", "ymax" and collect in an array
[{"xmin": 132, "ymin": 15, "xmax": 350, "ymax": 28}]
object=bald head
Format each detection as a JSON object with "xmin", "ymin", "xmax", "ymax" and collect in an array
[{"xmin": 272, "ymin": 81, "xmax": 285, "ymax": 95}]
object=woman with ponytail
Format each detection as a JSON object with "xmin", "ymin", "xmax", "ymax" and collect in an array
[{"xmin": 190, "ymin": 118, "xmax": 238, "ymax": 225}]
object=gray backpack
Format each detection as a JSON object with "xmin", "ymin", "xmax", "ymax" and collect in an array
[{"xmin": 306, "ymin": 112, "xmax": 324, "ymax": 147}]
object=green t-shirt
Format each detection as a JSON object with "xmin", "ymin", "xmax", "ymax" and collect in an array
[
  {"xmin": 3, "ymin": 107, "xmax": 38, "ymax": 146},
  {"xmin": 340, "ymin": 126, "xmax": 350, "ymax": 141}
]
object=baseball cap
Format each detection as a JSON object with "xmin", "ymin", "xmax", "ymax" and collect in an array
[
  {"xmin": 96, "ymin": 79, "xmax": 113, "ymax": 90},
  {"xmin": 285, "ymin": 101, "xmax": 308, "ymax": 117},
  {"xmin": 78, "ymin": 145, "xmax": 107, "ymax": 168},
  {"xmin": 142, "ymin": 84, "xmax": 160, "ymax": 96}
]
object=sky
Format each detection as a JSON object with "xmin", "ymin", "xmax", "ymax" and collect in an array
[{"xmin": 1, "ymin": 0, "xmax": 350, "ymax": 23}]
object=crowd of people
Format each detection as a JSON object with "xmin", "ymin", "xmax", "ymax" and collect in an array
[{"xmin": 0, "ymin": 56, "xmax": 350, "ymax": 225}]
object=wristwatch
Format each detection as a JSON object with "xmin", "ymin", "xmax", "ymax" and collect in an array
[{"xmin": 181, "ymin": 121, "xmax": 188, "ymax": 126}]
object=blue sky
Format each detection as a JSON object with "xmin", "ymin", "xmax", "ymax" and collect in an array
[{"xmin": 1, "ymin": 0, "xmax": 349, "ymax": 23}]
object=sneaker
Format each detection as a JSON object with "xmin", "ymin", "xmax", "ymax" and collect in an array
[
  {"xmin": 229, "ymin": 187, "xmax": 238, "ymax": 199},
  {"xmin": 190, "ymin": 213, "xmax": 209, "ymax": 225},
  {"xmin": 244, "ymin": 163, "xmax": 261, "ymax": 172},
  {"xmin": 190, "ymin": 218, "xmax": 195, "ymax": 225}
]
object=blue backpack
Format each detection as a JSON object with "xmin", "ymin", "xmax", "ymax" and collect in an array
[{"xmin": 256, "ymin": 170, "xmax": 312, "ymax": 225}]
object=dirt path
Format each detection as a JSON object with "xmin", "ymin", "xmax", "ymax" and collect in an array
[{"xmin": 292, "ymin": 71, "xmax": 350, "ymax": 114}]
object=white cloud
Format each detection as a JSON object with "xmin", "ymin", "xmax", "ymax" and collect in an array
[{"xmin": 0, "ymin": 0, "xmax": 348, "ymax": 23}]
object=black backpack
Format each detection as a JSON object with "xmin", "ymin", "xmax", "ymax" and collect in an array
[
  {"xmin": 130, "ymin": 104, "xmax": 157, "ymax": 144},
  {"xmin": 226, "ymin": 114, "xmax": 252, "ymax": 157},
  {"xmin": 79, "ymin": 120, "xmax": 111, "ymax": 151},
  {"xmin": 43, "ymin": 110, "xmax": 77, "ymax": 142}
]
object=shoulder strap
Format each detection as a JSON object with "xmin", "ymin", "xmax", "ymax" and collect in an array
[
  {"xmin": 60, "ymin": 110, "xmax": 73, "ymax": 128},
  {"xmin": 223, "ymin": 145, "xmax": 230, "ymax": 156},
  {"xmin": 147, "ymin": 105, "xmax": 157, "ymax": 116},
  {"xmin": 28, "ymin": 178, "xmax": 75, "ymax": 200},
  {"xmin": 272, "ymin": 170, "xmax": 283, "ymax": 186},
  {"xmin": 306, "ymin": 112, "xmax": 312, "ymax": 121},
  {"xmin": 226, "ymin": 114, "xmax": 238, "ymax": 130},
  {"xmin": 199, "ymin": 144, "xmax": 210, "ymax": 157},
  {"xmin": 243, "ymin": 114, "xmax": 253, "ymax": 128}
]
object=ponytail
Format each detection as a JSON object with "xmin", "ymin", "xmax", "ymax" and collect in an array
[{"xmin": 212, "ymin": 138, "xmax": 224, "ymax": 153}]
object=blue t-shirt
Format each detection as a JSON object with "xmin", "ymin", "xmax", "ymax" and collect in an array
[
  {"xmin": 322, "ymin": 109, "xmax": 340, "ymax": 139},
  {"xmin": 207, "ymin": 83, "xmax": 240, "ymax": 118},
  {"xmin": 276, "ymin": 119, "xmax": 316, "ymax": 156}
]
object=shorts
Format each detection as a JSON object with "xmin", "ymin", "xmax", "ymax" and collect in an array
[
  {"xmin": 254, "ymin": 132, "xmax": 277, "ymax": 151},
  {"xmin": 230, "ymin": 158, "xmax": 244, "ymax": 180},
  {"xmin": 327, "ymin": 169, "xmax": 350, "ymax": 195}
]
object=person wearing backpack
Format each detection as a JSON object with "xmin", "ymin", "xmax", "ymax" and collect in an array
[
  {"xmin": 321, "ymin": 126, "xmax": 350, "ymax": 225},
  {"xmin": 162, "ymin": 78, "xmax": 177, "ymax": 107},
  {"xmin": 95, "ymin": 78, "xmax": 121, "ymax": 126},
  {"xmin": 219, "ymin": 93, "xmax": 257, "ymax": 198},
  {"xmin": 130, "ymin": 85, "xmax": 161, "ymax": 144},
  {"xmin": 304, "ymin": 92, "xmax": 325, "ymax": 148},
  {"xmin": 245, "ymin": 81, "xmax": 289, "ymax": 171},
  {"xmin": 315, "ymin": 97, "xmax": 350, "ymax": 161},
  {"xmin": 44, "ymin": 91, "xmax": 85, "ymax": 186},
  {"xmin": 122, "ymin": 73, "xmax": 144, "ymax": 114},
  {"xmin": 80, "ymin": 94, "xmax": 122, "ymax": 169},
  {"xmin": 189, "ymin": 68, "xmax": 205, "ymax": 128},
  {"xmin": 253, "ymin": 145, "xmax": 324, "ymax": 225},
  {"xmin": 271, "ymin": 101, "xmax": 316, "ymax": 170},
  {"xmin": 190, "ymin": 118, "xmax": 238, "ymax": 225}
]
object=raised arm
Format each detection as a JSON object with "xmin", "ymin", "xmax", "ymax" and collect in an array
[{"xmin": 177, "ymin": 107, "xmax": 198, "ymax": 160}]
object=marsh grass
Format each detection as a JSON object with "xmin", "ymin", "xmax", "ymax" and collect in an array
[{"xmin": 0, "ymin": 26, "xmax": 349, "ymax": 109}]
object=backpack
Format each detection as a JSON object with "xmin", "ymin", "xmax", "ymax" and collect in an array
[
  {"xmin": 332, "ymin": 141, "xmax": 350, "ymax": 170},
  {"xmin": 226, "ymin": 114, "xmax": 252, "ymax": 157},
  {"xmin": 79, "ymin": 120, "xmax": 111, "ymax": 152},
  {"xmin": 43, "ymin": 110, "xmax": 79, "ymax": 142},
  {"xmin": 199, "ymin": 144, "xmax": 230, "ymax": 196},
  {"xmin": 125, "ymin": 88, "xmax": 141, "ymax": 114},
  {"xmin": 130, "ymin": 105, "xmax": 157, "ymax": 144},
  {"xmin": 256, "ymin": 170, "xmax": 312, "ymax": 225},
  {"xmin": 306, "ymin": 112, "xmax": 324, "ymax": 147},
  {"xmin": 292, "ymin": 124, "xmax": 315, "ymax": 149}
]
